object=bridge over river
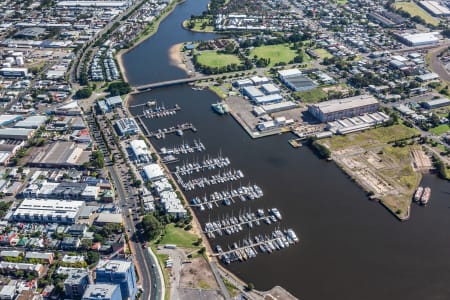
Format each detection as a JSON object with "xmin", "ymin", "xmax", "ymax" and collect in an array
[{"xmin": 131, "ymin": 74, "xmax": 219, "ymax": 93}]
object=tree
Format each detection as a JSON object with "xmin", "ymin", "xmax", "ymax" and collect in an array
[
  {"xmin": 246, "ymin": 282, "xmax": 255, "ymax": 291},
  {"xmin": 81, "ymin": 239, "xmax": 93, "ymax": 250},
  {"xmin": 107, "ymin": 81, "xmax": 131, "ymax": 96},
  {"xmin": 141, "ymin": 214, "xmax": 163, "ymax": 240},
  {"xmin": 86, "ymin": 251, "xmax": 100, "ymax": 265},
  {"xmin": 75, "ymin": 87, "xmax": 92, "ymax": 99}
]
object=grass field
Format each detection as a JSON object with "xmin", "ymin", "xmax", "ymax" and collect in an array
[
  {"xmin": 429, "ymin": 124, "xmax": 450, "ymax": 135},
  {"xmin": 314, "ymin": 48, "xmax": 333, "ymax": 59},
  {"xmin": 325, "ymin": 124, "xmax": 420, "ymax": 151},
  {"xmin": 295, "ymin": 88, "xmax": 328, "ymax": 103},
  {"xmin": 157, "ymin": 224, "xmax": 199, "ymax": 248},
  {"xmin": 249, "ymin": 44, "xmax": 298, "ymax": 67},
  {"xmin": 182, "ymin": 18, "xmax": 215, "ymax": 32},
  {"xmin": 196, "ymin": 51, "xmax": 241, "ymax": 68},
  {"xmin": 394, "ymin": 2, "xmax": 439, "ymax": 26}
]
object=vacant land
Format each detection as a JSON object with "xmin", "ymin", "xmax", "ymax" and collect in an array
[
  {"xmin": 196, "ymin": 51, "xmax": 241, "ymax": 68},
  {"xmin": 157, "ymin": 224, "xmax": 199, "ymax": 248},
  {"xmin": 314, "ymin": 48, "xmax": 333, "ymax": 59},
  {"xmin": 179, "ymin": 256, "xmax": 219, "ymax": 289},
  {"xmin": 295, "ymin": 88, "xmax": 328, "ymax": 103},
  {"xmin": 325, "ymin": 124, "xmax": 419, "ymax": 150},
  {"xmin": 249, "ymin": 44, "xmax": 298, "ymax": 67},
  {"xmin": 318, "ymin": 124, "xmax": 422, "ymax": 220},
  {"xmin": 429, "ymin": 124, "xmax": 450, "ymax": 135},
  {"xmin": 394, "ymin": 2, "xmax": 439, "ymax": 26}
]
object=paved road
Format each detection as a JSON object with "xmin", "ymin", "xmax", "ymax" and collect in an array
[
  {"xmin": 428, "ymin": 42, "xmax": 450, "ymax": 82},
  {"xmin": 84, "ymin": 109, "xmax": 162, "ymax": 300},
  {"xmin": 69, "ymin": 0, "xmax": 147, "ymax": 84}
]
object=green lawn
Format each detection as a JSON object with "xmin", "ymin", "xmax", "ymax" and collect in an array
[
  {"xmin": 249, "ymin": 44, "xmax": 298, "ymax": 67},
  {"xmin": 157, "ymin": 224, "xmax": 199, "ymax": 248},
  {"xmin": 182, "ymin": 18, "xmax": 215, "ymax": 32},
  {"xmin": 314, "ymin": 48, "xmax": 333, "ymax": 59},
  {"xmin": 331, "ymin": 0, "xmax": 348, "ymax": 5},
  {"xmin": 294, "ymin": 88, "xmax": 328, "ymax": 103},
  {"xmin": 324, "ymin": 124, "xmax": 420, "ymax": 151},
  {"xmin": 196, "ymin": 51, "xmax": 241, "ymax": 68},
  {"xmin": 394, "ymin": 2, "xmax": 439, "ymax": 26},
  {"xmin": 429, "ymin": 124, "xmax": 450, "ymax": 135}
]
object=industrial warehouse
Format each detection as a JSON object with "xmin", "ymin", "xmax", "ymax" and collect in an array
[
  {"xmin": 308, "ymin": 95, "xmax": 380, "ymax": 122},
  {"xmin": 11, "ymin": 199, "xmax": 85, "ymax": 224}
]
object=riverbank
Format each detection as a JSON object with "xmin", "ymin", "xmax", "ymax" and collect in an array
[
  {"xmin": 116, "ymin": 0, "xmax": 183, "ymax": 84},
  {"xmin": 317, "ymin": 124, "xmax": 422, "ymax": 221},
  {"xmin": 181, "ymin": 18, "xmax": 216, "ymax": 33},
  {"xmin": 168, "ymin": 43, "xmax": 190, "ymax": 74}
]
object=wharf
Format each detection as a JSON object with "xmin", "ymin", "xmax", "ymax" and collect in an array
[
  {"xmin": 190, "ymin": 184, "xmax": 264, "ymax": 210},
  {"xmin": 213, "ymin": 229, "xmax": 299, "ymax": 264},
  {"xmin": 136, "ymin": 103, "xmax": 181, "ymax": 119},
  {"xmin": 134, "ymin": 116, "xmax": 151, "ymax": 136},
  {"xmin": 174, "ymin": 155, "xmax": 231, "ymax": 175},
  {"xmin": 159, "ymin": 140, "xmax": 206, "ymax": 155},
  {"xmin": 203, "ymin": 209, "xmax": 281, "ymax": 238},
  {"xmin": 176, "ymin": 169, "xmax": 244, "ymax": 191},
  {"xmin": 146, "ymin": 123, "xmax": 197, "ymax": 139},
  {"xmin": 288, "ymin": 139, "xmax": 302, "ymax": 148}
]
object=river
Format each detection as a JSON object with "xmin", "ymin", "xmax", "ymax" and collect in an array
[{"xmin": 122, "ymin": 1, "xmax": 450, "ymax": 299}]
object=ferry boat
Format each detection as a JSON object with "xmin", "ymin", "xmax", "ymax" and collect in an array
[
  {"xmin": 414, "ymin": 186, "xmax": 423, "ymax": 202},
  {"xmin": 420, "ymin": 187, "xmax": 431, "ymax": 206}
]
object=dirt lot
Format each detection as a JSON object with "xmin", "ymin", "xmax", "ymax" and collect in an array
[{"xmin": 179, "ymin": 256, "xmax": 219, "ymax": 290}]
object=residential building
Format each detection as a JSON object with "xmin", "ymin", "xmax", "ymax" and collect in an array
[
  {"xmin": 95, "ymin": 260, "xmax": 137, "ymax": 300},
  {"xmin": 81, "ymin": 284, "xmax": 121, "ymax": 300}
]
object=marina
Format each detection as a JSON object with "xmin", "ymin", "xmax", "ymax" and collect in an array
[
  {"xmin": 122, "ymin": 0, "xmax": 450, "ymax": 295},
  {"xmin": 174, "ymin": 155, "xmax": 231, "ymax": 175},
  {"xmin": 214, "ymin": 229, "xmax": 299, "ymax": 264},
  {"xmin": 140, "ymin": 102, "xmax": 181, "ymax": 119},
  {"xmin": 190, "ymin": 184, "xmax": 264, "ymax": 210},
  {"xmin": 159, "ymin": 140, "xmax": 206, "ymax": 155},
  {"xmin": 146, "ymin": 122, "xmax": 197, "ymax": 139},
  {"xmin": 176, "ymin": 169, "xmax": 245, "ymax": 191},
  {"xmin": 203, "ymin": 208, "xmax": 282, "ymax": 238}
]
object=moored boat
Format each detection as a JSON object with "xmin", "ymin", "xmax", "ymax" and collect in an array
[
  {"xmin": 414, "ymin": 186, "xmax": 423, "ymax": 202},
  {"xmin": 420, "ymin": 187, "xmax": 431, "ymax": 206}
]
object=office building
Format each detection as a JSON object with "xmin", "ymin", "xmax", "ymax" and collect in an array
[
  {"xmin": 115, "ymin": 118, "xmax": 140, "ymax": 136},
  {"xmin": 95, "ymin": 260, "xmax": 137, "ymax": 300}
]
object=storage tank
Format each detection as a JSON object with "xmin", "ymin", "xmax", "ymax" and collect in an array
[{"xmin": 15, "ymin": 56, "xmax": 24, "ymax": 66}]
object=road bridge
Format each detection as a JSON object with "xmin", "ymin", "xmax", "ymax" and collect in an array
[{"xmin": 131, "ymin": 75, "xmax": 220, "ymax": 93}]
